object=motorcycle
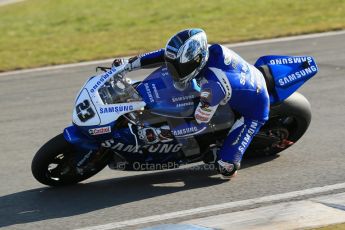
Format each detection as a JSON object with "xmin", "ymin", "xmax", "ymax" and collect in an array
[{"xmin": 31, "ymin": 55, "xmax": 318, "ymax": 186}]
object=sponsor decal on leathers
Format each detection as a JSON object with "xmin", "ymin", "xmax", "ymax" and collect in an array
[
  {"xmin": 238, "ymin": 120, "xmax": 258, "ymax": 154},
  {"xmin": 194, "ymin": 103, "xmax": 218, "ymax": 124}
]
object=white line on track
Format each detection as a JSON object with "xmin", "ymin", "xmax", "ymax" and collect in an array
[
  {"xmin": 0, "ymin": 0, "xmax": 24, "ymax": 6},
  {"xmin": 226, "ymin": 30, "xmax": 345, "ymax": 48},
  {"xmin": 1, "ymin": 30, "xmax": 344, "ymax": 77},
  {"xmin": 75, "ymin": 182, "xmax": 345, "ymax": 230}
]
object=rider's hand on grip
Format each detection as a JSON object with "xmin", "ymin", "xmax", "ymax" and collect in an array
[
  {"xmin": 112, "ymin": 58, "xmax": 132, "ymax": 77},
  {"xmin": 112, "ymin": 58, "xmax": 126, "ymax": 67}
]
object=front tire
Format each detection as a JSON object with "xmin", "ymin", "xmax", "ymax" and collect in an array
[{"xmin": 31, "ymin": 134, "xmax": 108, "ymax": 186}]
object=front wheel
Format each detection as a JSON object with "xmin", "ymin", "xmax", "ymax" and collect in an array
[{"xmin": 31, "ymin": 134, "xmax": 109, "ymax": 186}]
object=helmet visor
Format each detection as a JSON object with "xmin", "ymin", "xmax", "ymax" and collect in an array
[{"xmin": 165, "ymin": 54, "xmax": 202, "ymax": 83}]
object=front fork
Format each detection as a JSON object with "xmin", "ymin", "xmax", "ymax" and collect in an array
[{"xmin": 63, "ymin": 125, "xmax": 107, "ymax": 174}]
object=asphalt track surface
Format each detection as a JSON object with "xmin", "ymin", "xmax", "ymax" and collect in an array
[{"xmin": 0, "ymin": 32, "xmax": 344, "ymax": 229}]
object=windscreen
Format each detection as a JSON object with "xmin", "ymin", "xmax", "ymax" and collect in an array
[{"xmin": 98, "ymin": 74, "xmax": 141, "ymax": 105}]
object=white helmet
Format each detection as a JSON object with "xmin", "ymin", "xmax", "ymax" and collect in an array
[{"xmin": 164, "ymin": 29, "xmax": 209, "ymax": 90}]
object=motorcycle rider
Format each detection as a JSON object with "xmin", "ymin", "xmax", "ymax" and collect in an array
[{"xmin": 113, "ymin": 28, "xmax": 270, "ymax": 178}]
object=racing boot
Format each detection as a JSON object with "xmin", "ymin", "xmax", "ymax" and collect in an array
[{"xmin": 217, "ymin": 160, "xmax": 240, "ymax": 179}]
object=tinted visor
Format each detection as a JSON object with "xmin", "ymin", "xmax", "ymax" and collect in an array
[{"xmin": 165, "ymin": 54, "xmax": 202, "ymax": 82}]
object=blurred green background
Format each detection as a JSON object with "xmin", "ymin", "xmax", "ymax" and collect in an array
[{"xmin": 0, "ymin": 0, "xmax": 344, "ymax": 72}]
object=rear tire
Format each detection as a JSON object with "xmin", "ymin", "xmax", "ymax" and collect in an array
[
  {"xmin": 31, "ymin": 134, "xmax": 108, "ymax": 186},
  {"xmin": 245, "ymin": 92, "xmax": 311, "ymax": 157}
]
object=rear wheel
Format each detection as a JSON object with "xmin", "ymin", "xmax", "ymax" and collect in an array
[
  {"xmin": 31, "ymin": 134, "xmax": 109, "ymax": 186},
  {"xmin": 245, "ymin": 92, "xmax": 311, "ymax": 157}
]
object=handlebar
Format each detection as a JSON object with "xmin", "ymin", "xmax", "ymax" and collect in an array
[
  {"xmin": 96, "ymin": 66, "xmax": 111, "ymax": 72},
  {"xmin": 96, "ymin": 62, "xmax": 129, "ymax": 77}
]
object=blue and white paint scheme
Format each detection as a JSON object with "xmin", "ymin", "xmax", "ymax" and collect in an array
[
  {"xmin": 255, "ymin": 55, "xmax": 318, "ymax": 104},
  {"xmin": 63, "ymin": 55, "xmax": 317, "ymax": 165},
  {"xmin": 72, "ymin": 65, "xmax": 146, "ymax": 127}
]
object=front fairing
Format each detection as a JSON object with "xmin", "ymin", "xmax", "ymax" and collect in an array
[
  {"xmin": 136, "ymin": 66, "xmax": 201, "ymax": 118},
  {"xmin": 71, "ymin": 66, "xmax": 146, "ymax": 139}
]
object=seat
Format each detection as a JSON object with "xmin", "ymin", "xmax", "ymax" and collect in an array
[{"xmin": 257, "ymin": 65, "xmax": 275, "ymax": 94}]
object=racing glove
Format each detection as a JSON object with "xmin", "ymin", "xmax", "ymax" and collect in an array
[
  {"xmin": 112, "ymin": 56, "xmax": 142, "ymax": 72},
  {"xmin": 112, "ymin": 58, "xmax": 126, "ymax": 67},
  {"xmin": 112, "ymin": 58, "xmax": 133, "ymax": 72}
]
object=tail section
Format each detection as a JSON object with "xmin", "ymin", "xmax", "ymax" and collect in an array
[{"xmin": 255, "ymin": 55, "xmax": 318, "ymax": 104}]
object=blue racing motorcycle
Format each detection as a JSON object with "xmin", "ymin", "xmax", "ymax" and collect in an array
[{"xmin": 31, "ymin": 55, "xmax": 318, "ymax": 186}]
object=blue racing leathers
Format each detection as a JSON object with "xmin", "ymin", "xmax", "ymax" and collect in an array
[
  {"xmin": 194, "ymin": 44, "xmax": 270, "ymax": 164},
  {"xmin": 124, "ymin": 44, "xmax": 270, "ymax": 165}
]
